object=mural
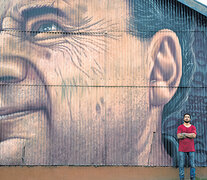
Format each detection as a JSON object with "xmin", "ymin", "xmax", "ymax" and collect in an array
[{"xmin": 0, "ymin": 0, "xmax": 206, "ymax": 166}]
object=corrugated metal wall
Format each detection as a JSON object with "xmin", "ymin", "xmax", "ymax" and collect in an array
[{"xmin": 0, "ymin": 0, "xmax": 206, "ymax": 166}]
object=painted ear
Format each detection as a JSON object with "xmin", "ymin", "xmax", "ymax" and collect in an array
[{"xmin": 149, "ymin": 29, "xmax": 182, "ymax": 106}]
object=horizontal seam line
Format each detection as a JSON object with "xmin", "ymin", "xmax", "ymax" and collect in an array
[{"xmin": 0, "ymin": 84, "xmax": 207, "ymax": 88}]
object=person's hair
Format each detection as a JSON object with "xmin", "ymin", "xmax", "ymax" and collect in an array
[{"xmin": 184, "ymin": 113, "xmax": 191, "ymax": 118}]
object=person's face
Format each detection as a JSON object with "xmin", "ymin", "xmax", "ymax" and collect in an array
[
  {"xmin": 0, "ymin": 0, "xmax": 151, "ymax": 165},
  {"xmin": 184, "ymin": 114, "xmax": 191, "ymax": 123}
]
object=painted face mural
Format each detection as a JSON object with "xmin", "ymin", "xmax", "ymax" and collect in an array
[{"xmin": 0, "ymin": 0, "xmax": 206, "ymax": 165}]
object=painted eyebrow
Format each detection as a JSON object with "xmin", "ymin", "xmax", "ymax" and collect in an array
[{"xmin": 21, "ymin": 6, "xmax": 66, "ymax": 19}]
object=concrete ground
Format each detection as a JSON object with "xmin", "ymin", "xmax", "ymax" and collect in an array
[{"xmin": 0, "ymin": 167, "xmax": 207, "ymax": 180}]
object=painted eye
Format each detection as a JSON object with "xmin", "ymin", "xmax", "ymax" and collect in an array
[
  {"xmin": 0, "ymin": 76, "xmax": 19, "ymax": 83},
  {"xmin": 29, "ymin": 21, "xmax": 64, "ymax": 40},
  {"xmin": 38, "ymin": 23, "xmax": 58, "ymax": 32}
]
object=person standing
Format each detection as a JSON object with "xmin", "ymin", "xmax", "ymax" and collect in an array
[{"xmin": 177, "ymin": 113, "xmax": 197, "ymax": 180}]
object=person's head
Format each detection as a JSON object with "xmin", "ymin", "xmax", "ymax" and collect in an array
[
  {"xmin": 0, "ymin": 0, "xmax": 196, "ymax": 165},
  {"xmin": 183, "ymin": 113, "xmax": 191, "ymax": 123}
]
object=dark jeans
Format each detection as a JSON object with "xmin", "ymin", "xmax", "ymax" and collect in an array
[{"xmin": 179, "ymin": 151, "xmax": 195, "ymax": 179}]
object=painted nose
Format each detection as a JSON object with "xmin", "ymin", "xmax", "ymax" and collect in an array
[
  {"xmin": 0, "ymin": 56, "xmax": 28, "ymax": 84},
  {"xmin": 0, "ymin": 19, "xmax": 27, "ymax": 82},
  {"xmin": 0, "ymin": 30, "xmax": 51, "ymax": 120}
]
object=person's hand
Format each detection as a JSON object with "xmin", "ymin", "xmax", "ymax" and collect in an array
[{"xmin": 181, "ymin": 133, "xmax": 187, "ymax": 139}]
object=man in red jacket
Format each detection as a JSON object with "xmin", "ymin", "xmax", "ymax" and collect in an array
[{"xmin": 177, "ymin": 113, "xmax": 197, "ymax": 180}]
